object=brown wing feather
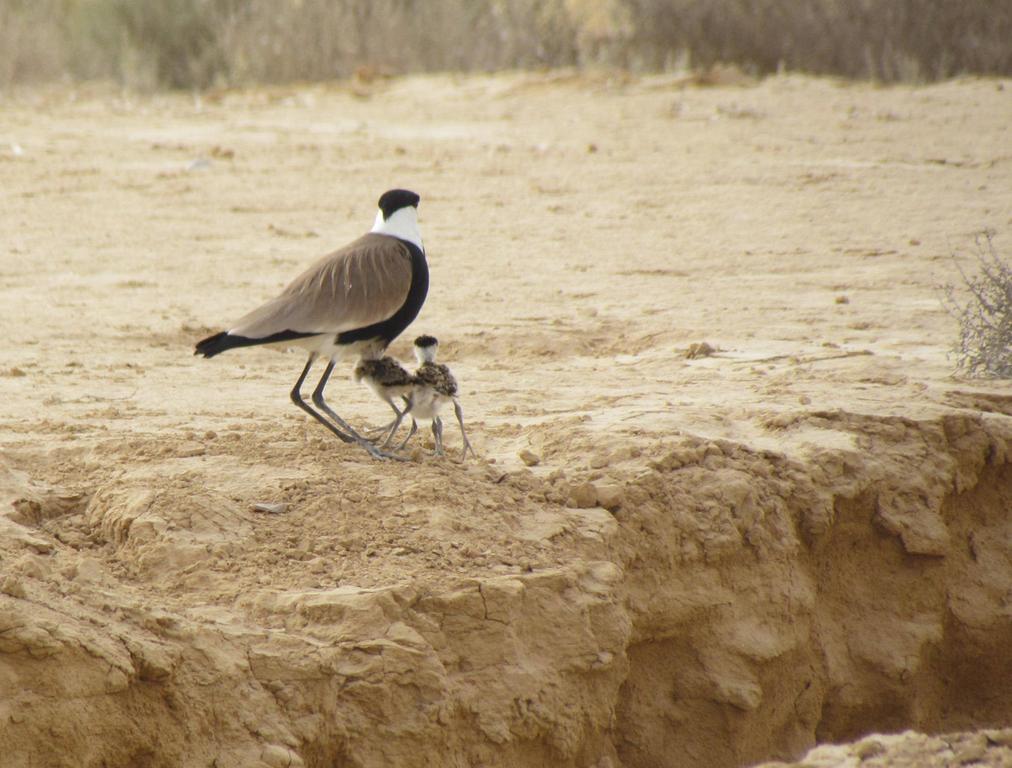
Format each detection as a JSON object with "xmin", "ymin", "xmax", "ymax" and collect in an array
[
  {"xmin": 416, "ymin": 362, "xmax": 458, "ymax": 396},
  {"xmin": 230, "ymin": 234, "xmax": 413, "ymax": 338}
]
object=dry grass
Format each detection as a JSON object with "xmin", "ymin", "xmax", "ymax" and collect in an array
[
  {"xmin": 620, "ymin": 0, "xmax": 1012, "ymax": 80},
  {"xmin": 943, "ymin": 232, "xmax": 1012, "ymax": 379},
  {"xmin": 1, "ymin": 0, "xmax": 1010, "ymax": 89}
]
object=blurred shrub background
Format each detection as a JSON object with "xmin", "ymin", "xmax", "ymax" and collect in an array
[{"xmin": 1, "ymin": 0, "xmax": 1010, "ymax": 89}]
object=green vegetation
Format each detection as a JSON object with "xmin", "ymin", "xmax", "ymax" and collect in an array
[{"xmin": 1, "ymin": 0, "xmax": 1010, "ymax": 89}]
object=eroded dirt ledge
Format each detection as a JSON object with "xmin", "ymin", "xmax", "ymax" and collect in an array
[{"xmin": 1, "ymin": 410, "xmax": 1009, "ymax": 767}]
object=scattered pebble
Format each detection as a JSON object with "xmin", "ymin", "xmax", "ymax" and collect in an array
[
  {"xmin": 253, "ymin": 502, "xmax": 288, "ymax": 515},
  {"xmin": 595, "ymin": 483, "xmax": 624, "ymax": 511},
  {"xmin": 855, "ymin": 739, "xmax": 885, "ymax": 760},
  {"xmin": 261, "ymin": 744, "xmax": 305, "ymax": 768},
  {"xmin": 835, "ymin": 295, "xmax": 850, "ymax": 304},
  {"xmin": 954, "ymin": 735, "xmax": 988, "ymax": 764},
  {"xmin": 685, "ymin": 342, "xmax": 716, "ymax": 359},
  {"xmin": 518, "ymin": 449, "xmax": 541, "ymax": 467}
]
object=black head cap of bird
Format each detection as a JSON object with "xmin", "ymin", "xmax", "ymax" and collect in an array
[
  {"xmin": 414, "ymin": 334, "xmax": 439, "ymax": 363},
  {"xmin": 378, "ymin": 189, "xmax": 421, "ymax": 220}
]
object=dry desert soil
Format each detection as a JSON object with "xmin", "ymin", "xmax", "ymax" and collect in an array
[{"xmin": 1, "ymin": 71, "xmax": 1011, "ymax": 767}]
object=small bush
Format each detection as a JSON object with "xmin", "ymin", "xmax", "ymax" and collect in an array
[
  {"xmin": 943, "ymin": 231, "xmax": 1012, "ymax": 379},
  {"xmin": 64, "ymin": 0, "xmax": 236, "ymax": 89}
]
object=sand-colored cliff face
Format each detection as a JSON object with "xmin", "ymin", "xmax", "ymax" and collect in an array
[{"xmin": 0, "ymin": 73, "xmax": 1009, "ymax": 767}]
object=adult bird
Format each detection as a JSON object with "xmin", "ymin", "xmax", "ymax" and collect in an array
[{"xmin": 194, "ymin": 189, "xmax": 429, "ymax": 460}]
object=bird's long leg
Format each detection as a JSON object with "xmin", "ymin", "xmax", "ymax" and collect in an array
[
  {"xmin": 311, "ymin": 362, "xmax": 405, "ymax": 461},
  {"xmin": 365, "ymin": 414, "xmax": 398, "ymax": 438},
  {"xmin": 397, "ymin": 419, "xmax": 418, "ymax": 451},
  {"xmin": 378, "ymin": 405, "xmax": 407, "ymax": 449},
  {"xmin": 432, "ymin": 417, "xmax": 444, "ymax": 456},
  {"xmin": 365, "ymin": 398, "xmax": 403, "ymax": 444},
  {"xmin": 453, "ymin": 398, "xmax": 475, "ymax": 460},
  {"xmin": 290, "ymin": 354, "xmax": 354, "ymax": 444},
  {"xmin": 380, "ymin": 395, "xmax": 414, "ymax": 449}
]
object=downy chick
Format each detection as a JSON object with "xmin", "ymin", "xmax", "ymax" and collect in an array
[{"xmin": 399, "ymin": 335, "xmax": 474, "ymax": 459}]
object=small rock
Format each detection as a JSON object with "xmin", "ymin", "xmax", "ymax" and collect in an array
[
  {"xmin": 799, "ymin": 395, "xmax": 812, "ymax": 405},
  {"xmin": 74, "ymin": 557, "xmax": 105, "ymax": 583},
  {"xmin": 12, "ymin": 530, "xmax": 52, "ymax": 554},
  {"xmin": 253, "ymin": 502, "xmax": 288, "ymax": 515},
  {"xmin": 986, "ymin": 728, "xmax": 1012, "ymax": 748},
  {"xmin": 129, "ymin": 641, "xmax": 175, "ymax": 682},
  {"xmin": 518, "ymin": 449, "xmax": 540, "ymax": 467},
  {"xmin": 12, "ymin": 554, "xmax": 49, "ymax": 579},
  {"xmin": 1, "ymin": 576, "xmax": 26, "ymax": 599},
  {"xmin": 105, "ymin": 667, "xmax": 130, "ymax": 693},
  {"xmin": 954, "ymin": 735, "xmax": 988, "ymax": 764},
  {"xmin": 261, "ymin": 744, "xmax": 305, "ymax": 768},
  {"xmin": 595, "ymin": 483, "xmax": 624, "ymax": 511},
  {"xmin": 713, "ymin": 676, "xmax": 762, "ymax": 711},
  {"xmin": 854, "ymin": 739, "xmax": 885, "ymax": 760},
  {"xmin": 569, "ymin": 482, "xmax": 598, "ymax": 509},
  {"xmin": 685, "ymin": 341, "xmax": 716, "ymax": 359},
  {"xmin": 835, "ymin": 295, "xmax": 850, "ymax": 304},
  {"xmin": 588, "ymin": 454, "xmax": 610, "ymax": 469}
]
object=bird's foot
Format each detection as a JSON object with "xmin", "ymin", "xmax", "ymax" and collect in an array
[{"xmin": 357, "ymin": 437, "xmax": 409, "ymax": 462}]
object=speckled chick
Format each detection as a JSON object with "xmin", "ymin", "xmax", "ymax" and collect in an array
[
  {"xmin": 399, "ymin": 335, "xmax": 474, "ymax": 459},
  {"xmin": 353, "ymin": 355, "xmax": 415, "ymax": 447}
]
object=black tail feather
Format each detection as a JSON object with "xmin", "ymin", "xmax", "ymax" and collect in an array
[
  {"xmin": 194, "ymin": 331, "xmax": 237, "ymax": 358},
  {"xmin": 194, "ymin": 329, "xmax": 319, "ymax": 358}
]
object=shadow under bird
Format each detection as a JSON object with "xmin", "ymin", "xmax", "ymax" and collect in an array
[{"xmin": 194, "ymin": 189, "xmax": 428, "ymax": 460}]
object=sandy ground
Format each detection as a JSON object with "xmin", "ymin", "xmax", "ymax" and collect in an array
[
  {"xmin": 0, "ymin": 72, "xmax": 1010, "ymax": 767},
  {"xmin": 2, "ymin": 72, "xmax": 1010, "ymax": 450}
]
